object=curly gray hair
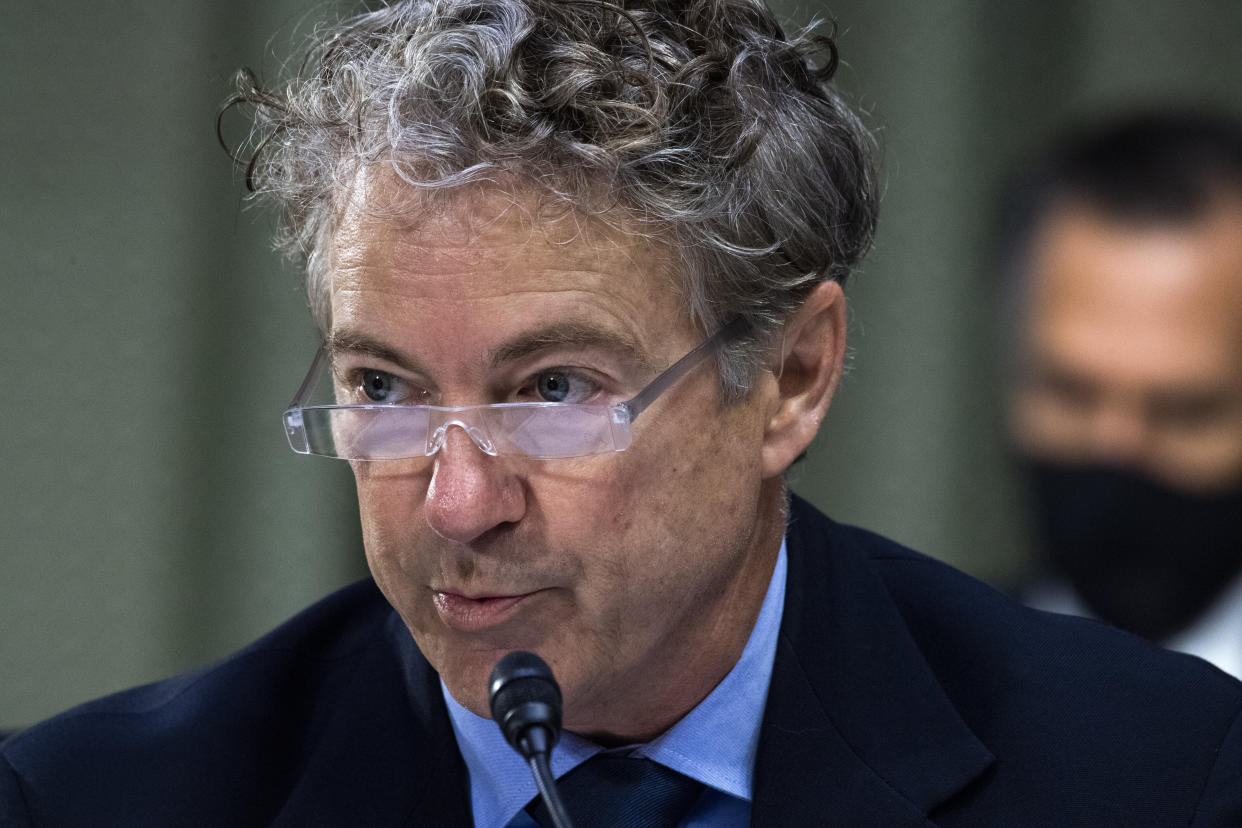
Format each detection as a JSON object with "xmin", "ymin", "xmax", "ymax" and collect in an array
[{"xmin": 225, "ymin": 0, "xmax": 879, "ymax": 398}]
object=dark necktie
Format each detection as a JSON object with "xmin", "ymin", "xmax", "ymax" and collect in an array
[{"xmin": 526, "ymin": 754, "xmax": 705, "ymax": 828}]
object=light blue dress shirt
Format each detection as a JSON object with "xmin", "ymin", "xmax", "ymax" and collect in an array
[{"xmin": 443, "ymin": 539, "xmax": 788, "ymax": 828}]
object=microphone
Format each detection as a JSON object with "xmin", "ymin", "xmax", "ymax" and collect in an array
[{"xmin": 489, "ymin": 651, "xmax": 575, "ymax": 828}]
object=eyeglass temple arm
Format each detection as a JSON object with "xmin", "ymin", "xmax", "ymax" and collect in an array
[
  {"xmin": 620, "ymin": 317, "xmax": 750, "ymax": 424},
  {"xmin": 286, "ymin": 344, "xmax": 330, "ymax": 411}
]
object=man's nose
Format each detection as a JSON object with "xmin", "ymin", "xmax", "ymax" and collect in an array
[{"xmin": 424, "ymin": 424, "xmax": 526, "ymax": 544}]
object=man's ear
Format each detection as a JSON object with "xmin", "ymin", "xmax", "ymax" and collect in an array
[{"xmin": 760, "ymin": 279, "xmax": 847, "ymax": 479}]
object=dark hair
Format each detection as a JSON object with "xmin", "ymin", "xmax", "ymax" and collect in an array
[
  {"xmin": 993, "ymin": 109, "xmax": 1242, "ymax": 380},
  {"xmin": 998, "ymin": 109, "xmax": 1242, "ymax": 271},
  {"xmin": 223, "ymin": 0, "xmax": 879, "ymax": 398}
]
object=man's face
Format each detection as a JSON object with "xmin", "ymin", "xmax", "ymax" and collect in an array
[
  {"xmin": 328, "ymin": 184, "xmax": 783, "ymax": 742},
  {"xmin": 1009, "ymin": 199, "xmax": 1242, "ymax": 491}
]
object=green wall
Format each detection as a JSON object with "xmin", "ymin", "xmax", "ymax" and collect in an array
[{"xmin": 3, "ymin": 1, "xmax": 1240, "ymax": 728}]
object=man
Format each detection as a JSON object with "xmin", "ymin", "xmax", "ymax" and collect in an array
[
  {"xmin": 1002, "ymin": 112, "xmax": 1242, "ymax": 677},
  {"xmin": 3, "ymin": 3, "xmax": 1241, "ymax": 826}
]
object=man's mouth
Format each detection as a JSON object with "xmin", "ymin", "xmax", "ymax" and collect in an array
[{"xmin": 432, "ymin": 590, "xmax": 536, "ymax": 631}]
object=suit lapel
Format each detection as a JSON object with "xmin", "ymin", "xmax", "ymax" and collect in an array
[
  {"xmin": 271, "ymin": 609, "xmax": 472, "ymax": 826},
  {"xmin": 392, "ymin": 610, "xmax": 475, "ymax": 825},
  {"xmin": 752, "ymin": 497, "xmax": 994, "ymax": 826}
]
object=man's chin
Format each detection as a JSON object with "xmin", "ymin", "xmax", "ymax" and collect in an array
[
  {"xmin": 434, "ymin": 642, "xmax": 548, "ymax": 721},
  {"xmin": 428, "ymin": 647, "xmax": 501, "ymax": 718},
  {"xmin": 414, "ymin": 616, "xmax": 574, "ymax": 720}
]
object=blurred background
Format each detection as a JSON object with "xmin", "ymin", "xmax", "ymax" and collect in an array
[{"xmin": 3, "ymin": 0, "xmax": 1240, "ymax": 729}]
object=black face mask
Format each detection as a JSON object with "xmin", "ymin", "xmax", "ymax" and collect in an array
[{"xmin": 1020, "ymin": 457, "xmax": 1242, "ymax": 642}]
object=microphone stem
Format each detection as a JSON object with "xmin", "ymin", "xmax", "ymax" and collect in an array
[{"xmin": 528, "ymin": 752, "xmax": 575, "ymax": 828}]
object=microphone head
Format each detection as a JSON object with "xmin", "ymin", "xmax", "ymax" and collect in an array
[{"xmin": 488, "ymin": 651, "xmax": 563, "ymax": 759}]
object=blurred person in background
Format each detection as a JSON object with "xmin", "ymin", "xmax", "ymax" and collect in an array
[{"xmin": 1002, "ymin": 110, "xmax": 1242, "ymax": 676}]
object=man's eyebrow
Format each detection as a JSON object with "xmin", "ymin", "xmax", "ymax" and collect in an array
[
  {"xmin": 326, "ymin": 331, "xmax": 428, "ymax": 376},
  {"xmin": 326, "ymin": 325, "xmax": 657, "ymax": 374},
  {"xmin": 488, "ymin": 324, "xmax": 656, "ymax": 371}
]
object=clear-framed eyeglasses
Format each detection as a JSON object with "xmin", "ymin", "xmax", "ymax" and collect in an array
[{"xmin": 282, "ymin": 317, "xmax": 749, "ymax": 461}]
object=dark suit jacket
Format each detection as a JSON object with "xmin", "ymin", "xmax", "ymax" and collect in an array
[{"xmin": 4, "ymin": 496, "xmax": 1241, "ymax": 826}]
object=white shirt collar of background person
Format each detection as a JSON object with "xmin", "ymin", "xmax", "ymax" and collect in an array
[{"xmin": 1025, "ymin": 572, "xmax": 1242, "ymax": 680}]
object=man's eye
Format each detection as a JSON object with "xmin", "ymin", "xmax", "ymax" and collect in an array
[
  {"xmin": 361, "ymin": 370, "xmax": 399, "ymax": 402},
  {"xmin": 536, "ymin": 372, "xmax": 572, "ymax": 403},
  {"xmin": 532, "ymin": 370, "xmax": 598, "ymax": 404}
]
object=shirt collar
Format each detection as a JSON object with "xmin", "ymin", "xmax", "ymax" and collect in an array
[
  {"xmin": 1159, "ymin": 570, "xmax": 1242, "ymax": 680},
  {"xmin": 444, "ymin": 538, "xmax": 788, "ymax": 828}
]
